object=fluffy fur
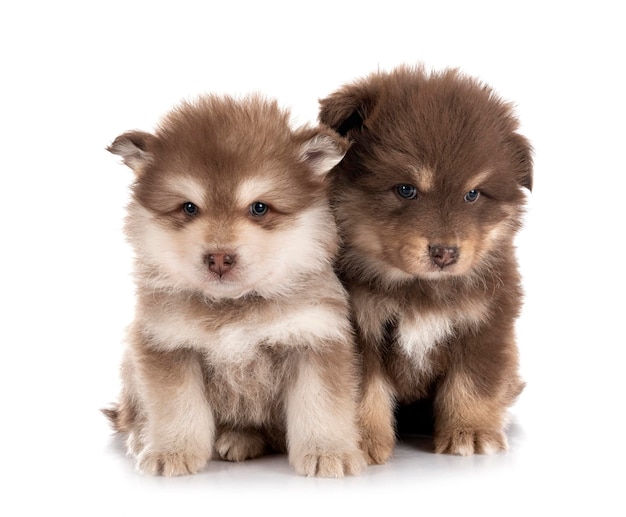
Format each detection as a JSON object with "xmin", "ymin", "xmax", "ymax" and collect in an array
[
  {"xmin": 319, "ymin": 66, "xmax": 532, "ymax": 463},
  {"xmin": 104, "ymin": 95, "xmax": 365, "ymax": 477}
]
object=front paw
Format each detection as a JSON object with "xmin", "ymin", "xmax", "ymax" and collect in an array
[
  {"xmin": 434, "ymin": 428, "xmax": 508, "ymax": 456},
  {"xmin": 137, "ymin": 447, "xmax": 210, "ymax": 476},
  {"xmin": 291, "ymin": 449, "xmax": 366, "ymax": 478}
]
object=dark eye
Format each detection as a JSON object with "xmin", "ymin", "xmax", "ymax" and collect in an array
[
  {"xmin": 182, "ymin": 202, "xmax": 199, "ymax": 216},
  {"xmin": 395, "ymin": 184, "xmax": 418, "ymax": 200},
  {"xmin": 249, "ymin": 201, "xmax": 269, "ymax": 217},
  {"xmin": 464, "ymin": 189, "xmax": 480, "ymax": 203}
]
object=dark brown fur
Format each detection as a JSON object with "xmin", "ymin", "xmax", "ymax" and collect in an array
[{"xmin": 319, "ymin": 66, "xmax": 532, "ymax": 462}]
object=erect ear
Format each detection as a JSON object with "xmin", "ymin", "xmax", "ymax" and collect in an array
[
  {"xmin": 507, "ymin": 133, "xmax": 534, "ymax": 192},
  {"xmin": 318, "ymin": 79, "xmax": 380, "ymax": 137},
  {"xmin": 297, "ymin": 127, "xmax": 351, "ymax": 178},
  {"xmin": 106, "ymin": 130, "xmax": 156, "ymax": 174}
]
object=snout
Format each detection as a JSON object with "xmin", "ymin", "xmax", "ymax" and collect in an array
[
  {"xmin": 429, "ymin": 245, "xmax": 459, "ymax": 269},
  {"xmin": 204, "ymin": 251, "xmax": 237, "ymax": 278}
]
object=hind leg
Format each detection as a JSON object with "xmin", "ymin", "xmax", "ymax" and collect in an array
[
  {"xmin": 215, "ymin": 428, "xmax": 266, "ymax": 462},
  {"xmin": 103, "ymin": 350, "xmax": 147, "ymax": 456}
]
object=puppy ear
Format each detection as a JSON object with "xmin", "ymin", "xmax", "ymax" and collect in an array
[
  {"xmin": 297, "ymin": 128, "xmax": 350, "ymax": 177},
  {"xmin": 507, "ymin": 133, "xmax": 534, "ymax": 191},
  {"xmin": 318, "ymin": 81, "xmax": 379, "ymax": 137},
  {"xmin": 107, "ymin": 131, "xmax": 156, "ymax": 174}
]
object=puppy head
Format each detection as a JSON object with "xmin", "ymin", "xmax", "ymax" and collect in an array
[
  {"xmin": 320, "ymin": 66, "xmax": 533, "ymax": 283},
  {"xmin": 108, "ymin": 95, "xmax": 348, "ymax": 300}
]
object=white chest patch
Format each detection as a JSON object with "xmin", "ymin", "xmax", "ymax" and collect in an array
[
  {"xmin": 143, "ymin": 304, "xmax": 349, "ymax": 365},
  {"xmin": 396, "ymin": 313, "xmax": 455, "ymax": 370},
  {"xmin": 211, "ymin": 306, "xmax": 348, "ymax": 364}
]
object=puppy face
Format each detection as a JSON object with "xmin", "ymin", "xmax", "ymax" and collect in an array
[
  {"xmin": 109, "ymin": 96, "xmax": 348, "ymax": 300},
  {"xmin": 320, "ymin": 67, "xmax": 533, "ymax": 283}
]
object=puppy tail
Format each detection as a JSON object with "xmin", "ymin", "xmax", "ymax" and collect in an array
[
  {"xmin": 101, "ymin": 401, "xmax": 135, "ymax": 433},
  {"xmin": 101, "ymin": 404, "xmax": 123, "ymax": 432}
]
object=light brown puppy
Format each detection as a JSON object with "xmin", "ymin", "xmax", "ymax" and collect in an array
[
  {"xmin": 319, "ymin": 66, "xmax": 532, "ymax": 463},
  {"xmin": 104, "ymin": 95, "xmax": 365, "ymax": 477}
]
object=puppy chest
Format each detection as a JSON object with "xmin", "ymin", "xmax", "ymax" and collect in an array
[
  {"xmin": 146, "ymin": 303, "xmax": 349, "ymax": 358},
  {"xmin": 204, "ymin": 349, "xmax": 292, "ymax": 425},
  {"xmin": 394, "ymin": 313, "xmax": 455, "ymax": 370}
]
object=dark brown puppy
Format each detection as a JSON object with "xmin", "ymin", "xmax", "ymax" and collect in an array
[{"xmin": 319, "ymin": 66, "xmax": 532, "ymax": 463}]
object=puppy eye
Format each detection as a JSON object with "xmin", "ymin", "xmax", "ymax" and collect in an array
[
  {"xmin": 249, "ymin": 201, "xmax": 269, "ymax": 217},
  {"xmin": 182, "ymin": 202, "xmax": 199, "ymax": 216},
  {"xmin": 395, "ymin": 184, "xmax": 418, "ymax": 200},
  {"xmin": 464, "ymin": 189, "xmax": 480, "ymax": 203}
]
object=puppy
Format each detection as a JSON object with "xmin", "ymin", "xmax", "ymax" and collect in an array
[
  {"xmin": 104, "ymin": 95, "xmax": 366, "ymax": 477},
  {"xmin": 319, "ymin": 66, "xmax": 532, "ymax": 463}
]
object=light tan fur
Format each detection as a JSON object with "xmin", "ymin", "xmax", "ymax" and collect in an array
[{"xmin": 104, "ymin": 95, "xmax": 365, "ymax": 477}]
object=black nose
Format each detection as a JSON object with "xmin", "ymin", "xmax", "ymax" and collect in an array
[
  {"xmin": 429, "ymin": 245, "xmax": 459, "ymax": 269},
  {"xmin": 205, "ymin": 252, "xmax": 236, "ymax": 277}
]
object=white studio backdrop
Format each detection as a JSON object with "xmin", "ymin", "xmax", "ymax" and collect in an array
[{"xmin": 1, "ymin": 1, "xmax": 624, "ymax": 515}]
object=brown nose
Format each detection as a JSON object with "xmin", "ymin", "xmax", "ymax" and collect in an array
[
  {"xmin": 205, "ymin": 252, "xmax": 236, "ymax": 277},
  {"xmin": 429, "ymin": 245, "xmax": 459, "ymax": 269}
]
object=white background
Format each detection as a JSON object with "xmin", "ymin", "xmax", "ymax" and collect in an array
[{"xmin": 1, "ymin": 1, "xmax": 624, "ymax": 515}]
